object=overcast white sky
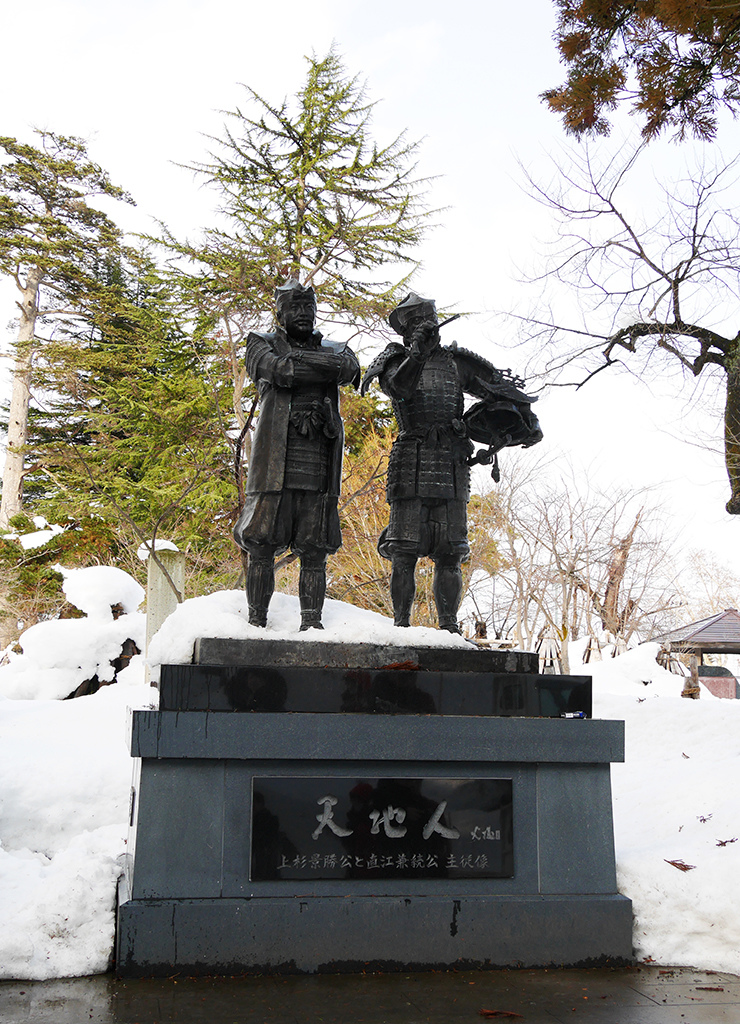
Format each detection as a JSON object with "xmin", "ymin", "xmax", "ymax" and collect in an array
[{"xmin": 2, "ymin": 0, "xmax": 740, "ymax": 576}]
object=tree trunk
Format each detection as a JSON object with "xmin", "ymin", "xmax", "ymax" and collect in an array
[
  {"xmin": 560, "ymin": 634, "xmax": 571, "ymax": 674},
  {"xmin": 601, "ymin": 513, "xmax": 641, "ymax": 634},
  {"xmin": 0, "ymin": 596, "xmax": 21, "ymax": 650},
  {"xmin": 0, "ymin": 267, "xmax": 41, "ymax": 530},
  {"xmin": 724, "ymin": 351, "xmax": 740, "ymax": 514}
]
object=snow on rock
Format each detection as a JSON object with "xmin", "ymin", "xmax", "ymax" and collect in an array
[
  {"xmin": 0, "ymin": 614, "xmax": 146, "ymax": 702},
  {"xmin": 147, "ymin": 590, "xmax": 475, "ymax": 681},
  {"xmin": 0, "ymin": 565, "xmax": 146, "ymax": 701},
  {"xmin": 55, "ymin": 565, "xmax": 144, "ymax": 620}
]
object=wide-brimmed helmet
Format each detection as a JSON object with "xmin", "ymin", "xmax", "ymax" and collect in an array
[{"xmin": 388, "ymin": 292, "xmax": 437, "ymax": 335}]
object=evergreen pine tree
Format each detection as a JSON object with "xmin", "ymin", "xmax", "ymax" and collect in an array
[
  {"xmin": 162, "ymin": 48, "xmax": 431, "ymax": 428},
  {"xmin": 543, "ymin": 0, "xmax": 740, "ymax": 141},
  {"xmin": 0, "ymin": 131, "xmax": 134, "ymax": 528},
  {"xmin": 153, "ymin": 49, "xmax": 430, "ymax": 610},
  {"xmin": 27, "ymin": 249, "xmax": 236, "ymax": 589}
]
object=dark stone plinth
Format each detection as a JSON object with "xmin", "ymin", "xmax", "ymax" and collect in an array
[
  {"xmin": 121, "ymin": 747, "xmax": 621, "ymax": 903},
  {"xmin": 160, "ymin": 663, "xmax": 591, "ymax": 717},
  {"xmin": 117, "ymin": 883, "xmax": 632, "ymax": 977},
  {"xmin": 118, "ymin": 638, "xmax": 631, "ymax": 977},
  {"xmin": 129, "ymin": 711, "xmax": 623, "ymax": 762},
  {"xmin": 193, "ymin": 637, "xmax": 539, "ymax": 674}
]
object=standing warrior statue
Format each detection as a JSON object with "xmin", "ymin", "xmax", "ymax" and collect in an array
[
  {"xmin": 234, "ymin": 279, "xmax": 360, "ymax": 630},
  {"xmin": 361, "ymin": 292, "xmax": 542, "ymax": 632}
]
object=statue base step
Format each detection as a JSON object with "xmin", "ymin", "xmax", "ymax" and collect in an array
[
  {"xmin": 193, "ymin": 637, "xmax": 539, "ymax": 674},
  {"xmin": 117, "ymin": 884, "xmax": 632, "ymax": 976}
]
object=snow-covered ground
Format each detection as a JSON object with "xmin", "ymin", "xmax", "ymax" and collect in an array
[
  {"xmin": 0, "ymin": 567, "xmax": 739, "ymax": 980},
  {"xmin": 590, "ymin": 641, "xmax": 740, "ymax": 975}
]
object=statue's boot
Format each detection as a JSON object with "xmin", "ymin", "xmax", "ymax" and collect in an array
[
  {"xmin": 433, "ymin": 557, "xmax": 463, "ymax": 633},
  {"xmin": 246, "ymin": 551, "xmax": 275, "ymax": 627},
  {"xmin": 390, "ymin": 555, "xmax": 417, "ymax": 627},
  {"xmin": 299, "ymin": 556, "xmax": 327, "ymax": 631}
]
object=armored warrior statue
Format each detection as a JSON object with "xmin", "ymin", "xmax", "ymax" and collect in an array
[
  {"xmin": 361, "ymin": 292, "xmax": 541, "ymax": 632},
  {"xmin": 234, "ymin": 279, "xmax": 360, "ymax": 630}
]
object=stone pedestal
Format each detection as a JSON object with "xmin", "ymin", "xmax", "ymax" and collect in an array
[{"xmin": 116, "ymin": 640, "xmax": 631, "ymax": 976}]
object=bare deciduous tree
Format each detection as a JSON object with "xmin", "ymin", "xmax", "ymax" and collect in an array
[
  {"xmin": 515, "ymin": 144, "xmax": 740, "ymax": 513},
  {"xmin": 676, "ymin": 548, "xmax": 740, "ymax": 623},
  {"xmin": 462, "ymin": 458, "xmax": 682, "ymax": 670}
]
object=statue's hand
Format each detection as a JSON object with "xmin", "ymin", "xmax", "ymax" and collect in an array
[
  {"xmin": 409, "ymin": 320, "xmax": 439, "ymax": 357},
  {"xmin": 338, "ymin": 349, "xmax": 361, "ymax": 386}
]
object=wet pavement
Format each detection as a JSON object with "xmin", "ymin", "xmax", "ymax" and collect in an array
[{"xmin": 1, "ymin": 965, "xmax": 739, "ymax": 1024}]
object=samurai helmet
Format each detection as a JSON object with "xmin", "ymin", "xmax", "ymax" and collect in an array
[
  {"xmin": 274, "ymin": 277, "xmax": 317, "ymax": 314},
  {"xmin": 389, "ymin": 292, "xmax": 437, "ymax": 335},
  {"xmin": 464, "ymin": 399, "xmax": 543, "ymax": 451}
]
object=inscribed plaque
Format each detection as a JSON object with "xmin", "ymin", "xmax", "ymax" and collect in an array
[{"xmin": 251, "ymin": 777, "xmax": 513, "ymax": 881}]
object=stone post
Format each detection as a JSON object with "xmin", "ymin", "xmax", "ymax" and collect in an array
[
  {"xmin": 681, "ymin": 651, "xmax": 701, "ymax": 699},
  {"xmin": 145, "ymin": 549, "xmax": 186, "ymax": 678}
]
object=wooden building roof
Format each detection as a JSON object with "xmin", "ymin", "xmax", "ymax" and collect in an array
[{"xmin": 649, "ymin": 609, "xmax": 740, "ymax": 654}]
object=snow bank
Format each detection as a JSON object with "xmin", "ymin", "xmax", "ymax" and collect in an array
[
  {"xmin": 0, "ymin": 561, "xmax": 150, "ymax": 974},
  {"xmin": 0, "ymin": 826, "xmax": 126, "ymax": 980},
  {"xmin": 586, "ymin": 642, "xmax": 740, "ymax": 974},
  {"xmin": 0, "ymin": 684, "xmax": 154, "ymax": 979},
  {"xmin": 0, "ymin": 685, "xmax": 152, "ymax": 854},
  {"xmin": 0, "ymin": 562, "xmax": 151, "ymax": 978},
  {"xmin": 0, "ymin": 566, "xmax": 145, "ymax": 700}
]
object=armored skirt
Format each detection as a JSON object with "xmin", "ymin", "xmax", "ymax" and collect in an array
[
  {"xmin": 378, "ymin": 496, "xmax": 470, "ymax": 561},
  {"xmin": 235, "ymin": 490, "xmax": 342, "ymax": 558},
  {"xmin": 234, "ymin": 405, "xmax": 342, "ymax": 558},
  {"xmin": 378, "ymin": 430, "xmax": 472, "ymax": 561}
]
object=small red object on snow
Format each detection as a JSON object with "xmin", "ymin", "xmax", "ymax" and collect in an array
[{"xmin": 664, "ymin": 858, "xmax": 696, "ymax": 871}]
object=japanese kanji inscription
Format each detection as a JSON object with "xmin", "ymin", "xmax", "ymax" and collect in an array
[{"xmin": 250, "ymin": 777, "xmax": 514, "ymax": 881}]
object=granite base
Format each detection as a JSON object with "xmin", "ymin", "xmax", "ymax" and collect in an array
[
  {"xmin": 117, "ymin": 883, "xmax": 632, "ymax": 976},
  {"xmin": 116, "ymin": 639, "xmax": 631, "ymax": 976}
]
